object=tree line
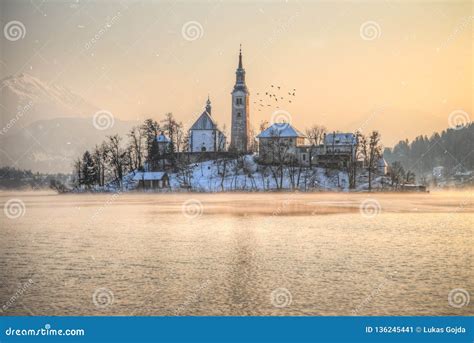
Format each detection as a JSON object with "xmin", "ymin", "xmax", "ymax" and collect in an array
[
  {"xmin": 384, "ymin": 123, "xmax": 473, "ymax": 179},
  {"xmin": 73, "ymin": 113, "xmax": 187, "ymax": 189}
]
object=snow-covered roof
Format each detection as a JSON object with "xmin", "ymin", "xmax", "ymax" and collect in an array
[
  {"xmin": 156, "ymin": 132, "xmax": 170, "ymax": 143},
  {"xmin": 190, "ymin": 111, "xmax": 217, "ymax": 130},
  {"xmin": 324, "ymin": 133, "xmax": 356, "ymax": 145},
  {"xmin": 132, "ymin": 172, "xmax": 168, "ymax": 181},
  {"xmin": 257, "ymin": 123, "xmax": 306, "ymax": 138}
]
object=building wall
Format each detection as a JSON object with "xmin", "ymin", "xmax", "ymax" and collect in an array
[{"xmin": 190, "ymin": 130, "xmax": 216, "ymax": 152}]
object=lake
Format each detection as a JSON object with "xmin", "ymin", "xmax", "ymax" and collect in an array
[{"xmin": 0, "ymin": 190, "xmax": 472, "ymax": 316}]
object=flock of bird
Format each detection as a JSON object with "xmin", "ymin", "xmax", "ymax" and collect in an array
[{"xmin": 253, "ymin": 85, "xmax": 296, "ymax": 111}]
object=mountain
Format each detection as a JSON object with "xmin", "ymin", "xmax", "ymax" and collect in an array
[
  {"xmin": 0, "ymin": 73, "xmax": 138, "ymax": 173},
  {"xmin": 0, "ymin": 73, "xmax": 98, "ymax": 130}
]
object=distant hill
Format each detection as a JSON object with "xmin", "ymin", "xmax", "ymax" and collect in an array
[
  {"xmin": 0, "ymin": 117, "xmax": 138, "ymax": 173},
  {"xmin": 384, "ymin": 123, "xmax": 474, "ymax": 176}
]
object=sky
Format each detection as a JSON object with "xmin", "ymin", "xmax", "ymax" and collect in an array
[{"xmin": 0, "ymin": 0, "xmax": 472, "ymax": 146}]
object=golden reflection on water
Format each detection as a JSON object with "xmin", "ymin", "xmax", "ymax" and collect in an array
[{"xmin": 0, "ymin": 190, "xmax": 473, "ymax": 316}]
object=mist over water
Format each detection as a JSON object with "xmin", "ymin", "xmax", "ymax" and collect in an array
[{"xmin": 1, "ymin": 191, "xmax": 472, "ymax": 316}]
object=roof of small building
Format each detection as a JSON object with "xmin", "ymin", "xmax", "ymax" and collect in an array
[
  {"xmin": 132, "ymin": 172, "xmax": 168, "ymax": 181},
  {"xmin": 324, "ymin": 133, "xmax": 357, "ymax": 145},
  {"xmin": 257, "ymin": 123, "xmax": 306, "ymax": 138},
  {"xmin": 156, "ymin": 132, "xmax": 170, "ymax": 143}
]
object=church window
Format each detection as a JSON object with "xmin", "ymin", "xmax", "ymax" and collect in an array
[
  {"xmin": 237, "ymin": 112, "xmax": 242, "ymax": 118},
  {"xmin": 236, "ymin": 97, "xmax": 243, "ymax": 105}
]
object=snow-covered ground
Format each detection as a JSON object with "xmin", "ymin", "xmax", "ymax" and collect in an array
[
  {"xmin": 101, "ymin": 155, "xmax": 392, "ymax": 193},
  {"xmin": 167, "ymin": 155, "xmax": 349, "ymax": 192}
]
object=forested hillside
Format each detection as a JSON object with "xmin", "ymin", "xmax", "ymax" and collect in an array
[{"xmin": 384, "ymin": 123, "xmax": 473, "ymax": 177}]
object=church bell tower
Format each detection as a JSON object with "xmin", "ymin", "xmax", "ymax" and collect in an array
[{"xmin": 230, "ymin": 46, "xmax": 250, "ymax": 153}]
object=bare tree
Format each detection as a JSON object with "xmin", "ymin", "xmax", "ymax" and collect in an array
[
  {"xmin": 104, "ymin": 135, "xmax": 128, "ymax": 189},
  {"xmin": 248, "ymin": 124, "xmax": 258, "ymax": 153},
  {"xmin": 92, "ymin": 143, "xmax": 107, "ymax": 187},
  {"xmin": 161, "ymin": 112, "xmax": 184, "ymax": 153},
  {"xmin": 366, "ymin": 131, "xmax": 383, "ymax": 191},
  {"xmin": 305, "ymin": 125, "xmax": 327, "ymax": 146},
  {"xmin": 127, "ymin": 126, "xmax": 145, "ymax": 172},
  {"xmin": 347, "ymin": 131, "xmax": 364, "ymax": 189},
  {"xmin": 260, "ymin": 129, "xmax": 293, "ymax": 190}
]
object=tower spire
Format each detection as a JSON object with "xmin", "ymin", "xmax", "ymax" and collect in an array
[
  {"xmin": 238, "ymin": 44, "xmax": 243, "ymax": 69},
  {"xmin": 205, "ymin": 94, "xmax": 211, "ymax": 115}
]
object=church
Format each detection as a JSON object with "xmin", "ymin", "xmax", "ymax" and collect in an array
[
  {"xmin": 188, "ymin": 47, "xmax": 250, "ymax": 154},
  {"xmin": 188, "ymin": 97, "xmax": 226, "ymax": 152}
]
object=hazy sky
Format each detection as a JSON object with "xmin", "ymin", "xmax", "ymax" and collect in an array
[{"xmin": 1, "ymin": 0, "xmax": 472, "ymax": 145}]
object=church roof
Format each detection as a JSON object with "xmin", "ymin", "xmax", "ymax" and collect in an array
[
  {"xmin": 190, "ymin": 110, "xmax": 218, "ymax": 130},
  {"xmin": 257, "ymin": 123, "xmax": 306, "ymax": 138}
]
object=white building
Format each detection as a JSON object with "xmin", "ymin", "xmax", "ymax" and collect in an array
[
  {"xmin": 256, "ymin": 123, "xmax": 307, "ymax": 163},
  {"xmin": 189, "ymin": 97, "xmax": 226, "ymax": 152},
  {"xmin": 324, "ymin": 133, "xmax": 357, "ymax": 155}
]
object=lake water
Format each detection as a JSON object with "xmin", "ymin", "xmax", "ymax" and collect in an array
[{"xmin": 0, "ymin": 190, "xmax": 472, "ymax": 316}]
